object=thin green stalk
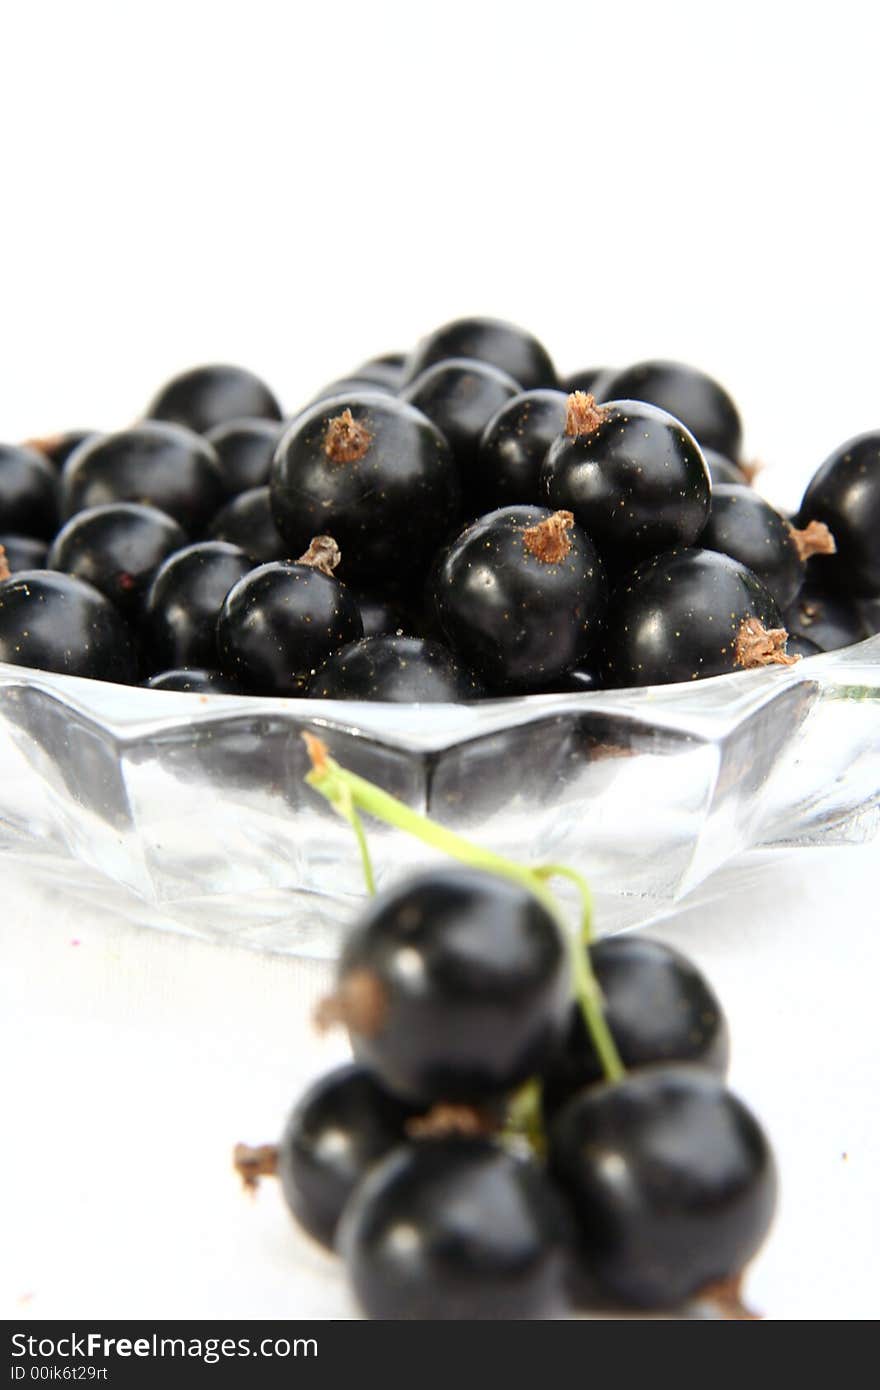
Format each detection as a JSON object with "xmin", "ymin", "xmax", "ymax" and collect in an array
[{"xmin": 303, "ymin": 733, "xmax": 624, "ymax": 1084}]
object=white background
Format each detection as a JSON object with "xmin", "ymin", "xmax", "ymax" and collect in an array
[{"xmin": 1, "ymin": 0, "xmax": 878, "ymax": 1322}]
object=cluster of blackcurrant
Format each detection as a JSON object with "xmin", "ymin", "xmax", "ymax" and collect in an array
[
  {"xmin": 234, "ymin": 735, "xmax": 777, "ymax": 1320},
  {"xmin": 1, "ymin": 317, "xmax": 877, "ymax": 698}
]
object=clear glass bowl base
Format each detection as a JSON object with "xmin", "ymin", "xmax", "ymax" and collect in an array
[{"xmin": 2, "ymin": 635, "xmax": 878, "ymax": 958}]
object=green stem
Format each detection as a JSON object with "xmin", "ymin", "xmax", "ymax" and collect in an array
[{"xmin": 304, "ymin": 736, "xmax": 624, "ymax": 1083}]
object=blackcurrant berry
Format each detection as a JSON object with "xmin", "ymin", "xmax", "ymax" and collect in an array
[
  {"xmin": 548, "ymin": 1066, "xmax": 777, "ymax": 1310},
  {"xmin": 353, "ymin": 354, "xmax": 406, "ymax": 391},
  {"xmin": 146, "ymin": 364, "xmax": 281, "ymax": 434},
  {"xmin": 541, "ymin": 394, "xmax": 711, "ymax": 571},
  {"xmin": 796, "ymin": 431, "xmax": 880, "ymax": 597},
  {"xmin": 783, "ymin": 581, "xmax": 871, "ymax": 652},
  {"xmin": 339, "ymin": 1138, "xmax": 571, "ymax": 1319},
  {"xmin": 0, "ymin": 570, "xmax": 137, "ymax": 683},
  {"xmin": 61, "ymin": 423, "xmax": 225, "ymax": 534},
  {"xmin": 476, "ymin": 389, "xmax": 567, "ymax": 507},
  {"xmin": 146, "ymin": 541, "xmax": 253, "ymax": 670},
  {"xmin": 701, "ymin": 484, "xmax": 836, "ymax": 610},
  {"xmin": 48, "ymin": 503, "xmax": 187, "ymax": 616},
  {"xmin": 562, "ymin": 369, "xmax": 609, "ymax": 396},
  {"xmin": 597, "ymin": 360, "xmax": 743, "ymax": 460},
  {"xmin": 209, "ymin": 486, "xmax": 287, "ymax": 563},
  {"xmin": 0, "ymin": 535, "xmax": 48, "ymax": 573},
  {"xmin": 785, "ymin": 632, "xmax": 823, "ymax": 658},
  {"xmin": 433, "ymin": 506, "xmax": 607, "ymax": 693},
  {"xmin": 703, "ymin": 448, "xmax": 749, "ymax": 488},
  {"xmin": 270, "ymin": 394, "xmax": 460, "ymax": 585},
  {"xmin": 403, "ymin": 317, "xmax": 557, "ymax": 391},
  {"xmin": 25, "ymin": 430, "xmax": 98, "ymax": 470},
  {"xmin": 601, "ymin": 548, "xmax": 794, "ymax": 687},
  {"xmin": 308, "ymin": 635, "xmax": 484, "ymax": 702},
  {"xmin": 144, "ymin": 668, "xmax": 238, "ymax": 693},
  {"xmin": 0, "ymin": 444, "xmax": 59, "ymax": 539},
  {"xmin": 542, "ymin": 937, "xmax": 729, "ymax": 1116},
  {"xmin": 351, "ymin": 589, "xmax": 408, "ymax": 639},
  {"xmin": 277, "ymin": 1064, "xmax": 419, "ymax": 1249},
  {"xmin": 204, "ymin": 418, "xmax": 284, "ymax": 498},
  {"xmin": 330, "ymin": 867, "xmax": 568, "ymax": 1105},
  {"xmin": 216, "ymin": 544, "xmax": 362, "ymax": 696},
  {"xmin": 401, "ymin": 358, "xmax": 521, "ymax": 495}
]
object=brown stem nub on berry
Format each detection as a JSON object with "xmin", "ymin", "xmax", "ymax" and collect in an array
[
  {"xmin": 406, "ymin": 1104, "xmax": 499, "ymax": 1140},
  {"xmin": 314, "ymin": 969, "xmax": 388, "ymax": 1038},
  {"xmin": 297, "ymin": 535, "xmax": 342, "ymax": 576},
  {"xmin": 233, "ymin": 1142, "xmax": 278, "ymax": 1192},
  {"xmin": 324, "ymin": 409, "xmax": 372, "ymax": 464},
  {"xmin": 697, "ymin": 1273, "xmax": 761, "ymax": 1321},
  {"xmin": 565, "ymin": 391, "xmax": 606, "ymax": 438},
  {"xmin": 523, "ymin": 510, "xmax": 575, "ymax": 564},
  {"xmin": 0, "ymin": 546, "xmax": 10, "ymax": 583},
  {"xmin": 789, "ymin": 519, "xmax": 837, "ymax": 563},
  {"xmin": 734, "ymin": 617, "xmax": 800, "ymax": 669}
]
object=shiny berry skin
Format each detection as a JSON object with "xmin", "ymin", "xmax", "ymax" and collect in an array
[
  {"xmin": 146, "ymin": 541, "xmax": 253, "ymax": 669},
  {"xmin": 703, "ymin": 448, "xmax": 749, "ymax": 487},
  {"xmin": 548, "ymin": 1067, "xmax": 777, "ymax": 1309},
  {"xmin": 270, "ymin": 394, "xmax": 460, "ymax": 585},
  {"xmin": 0, "ymin": 444, "xmax": 59, "ymax": 539},
  {"xmin": 277, "ymin": 1064, "xmax": 419, "ymax": 1249},
  {"xmin": 0, "ymin": 570, "xmax": 137, "ymax": 682},
  {"xmin": 352, "ymin": 589, "xmax": 408, "ymax": 639},
  {"xmin": 209, "ymin": 486, "xmax": 287, "ymax": 563},
  {"xmin": 204, "ymin": 417, "xmax": 283, "ymax": 498},
  {"xmin": 0, "ymin": 535, "xmax": 47, "ymax": 573},
  {"xmin": 144, "ymin": 668, "xmax": 238, "ymax": 693},
  {"xmin": 701, "ymin": 484, "xmax": 831, "ymax": 610},
  {"xmin": 541, "ymin": 397, "xmax": 711, "ymax": 571},
  {"xmin": 146, "ymin": 363, "xmax": 281, "ymax": 434},
  {"xmin": 476, "ymin": 389, "xmax": 567, "ymax": 507},
  {"xmin": 48, "ymin": 503, "xmax": 186, "ymax": 616},
  {"xmin": 335, "ymin": 867, "xmax": 568, "ymax": 1105},
  {"xmin": 401, "ymin": 358, "xmax": 521, "ymax": 495},
  {"xmin": 353, "ymin": 354, "xmax": 406, "ymax": 391},
  {"xmin": 542, "ymin": 937, "xmax": 730, "ymax": 1117},
  {"xmin": 783, "ymin": 582, "xmax": 871, "ymax": 652},
  {"xmin": 597, "ymin": 360, "xmax": 743, "ymax": 460},
  {"xmin": 434, "ymin": 506, "xmax": 607, "ymax": 693},
  {"xmin": 601, "ymin": 548, "xmax": 789, "ymax": 688},
  {"xmin": 308, "ymin": 635, "xmax": 483, "ymax": 702},
  {"xmin": 796, "ymin": 432, "xmax": 880, "ymax": 597},
  {"xmin": 403, "ymin": 317, "xmax": 557, "ymax": 391},
  {"xmin": 339, "ymin": 1138, "xmax": 571, "ymax": 1320},
  {"xmin": 217, "ymin": 560, "xmax": 362, "ymax": 696},
  {"xmin": 61, "ymin": 423, "xmax": 224, "ymax": 534}
]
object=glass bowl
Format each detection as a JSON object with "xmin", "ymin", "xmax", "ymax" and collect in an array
[{"xmin": 1, "ymin": 635, "xmax": 878, "ymax": 957}]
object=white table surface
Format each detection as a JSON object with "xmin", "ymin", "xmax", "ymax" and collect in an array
[{"xmin": 2, "ymin": 841, "xmax": 878, "ymax": 1322}]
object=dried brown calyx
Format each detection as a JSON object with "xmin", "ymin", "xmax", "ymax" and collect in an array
[
  {"xmin": 314, "ymin": 968, "xmax": 388, "ymax": 1039},
  {"xmin": 324, "ymin": 409, "xmax": 372, "ymax": 464},
  {"xmin": 695, "ymin": 1273, "xmax": 761, "ymax": 1321},
  {"xmin": 788, "ymin": 519, "xmax": 837, "ymax": 563},
  {"xmin": 297, "ymin": 535, "xmax": 342, "ymax": 576},
  {"xmin": 233, "ymin": 1142, "xmax": 278, "ymax": 1193},
  {"xmin": 734, "ymin": 617, "xmax": 800, "ymax": 669},
  {"xmin": 565, "ymin": 391, "xmax": 607, "ymax": 437},
  {"xmin": 406, "ymin": 1105, "xmax": 499, "ymax": 1140},
  {"xmin": 523, "ymin": 509, "xmax": 575, "ymax": 564},
  {"xmin": 0, "ymin": 546, "xmax": 10, "ymax": 582}
]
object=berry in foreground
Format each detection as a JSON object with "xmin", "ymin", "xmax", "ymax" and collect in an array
[
  {"xmin": 601, "ymin": 547, "xmax": 794, "ymax": 687},
  {"xmin": 0, "ymin": 570, "xmax": 137, "ymax": 683},
  {"xmin": 146, "ymin": 363, "xmax": 282, "ymax": 434},
  {"xmin": 403, "ymin": 316, "xmax": 557, "ymax": 391},
  {"xmin": 434, "ymin": 506, "xmax": 607, "ymax": 693},
  {"xmin": 329, "ymin": 867, "xmax": 569, "ymax": 1105},
  {"xmin": 549, "ymin": 1066, "xmax": 777, "ymax": 1310},
  {"xmin": 277, "ymin": 1064, "xmax": 420, "ymax": 1249},
  {"xmin": 541, "ymin": 394, "xmax": 711, "ymax": 572},
  {"xmin": 48, "ymin": 503, "xmax": 187, "ymax": 616},
  {"xmin": 542, "ymin": 936, "xmax": 730, "ymax": 1116},
  {"xmin": 217, "ymin": 544, "xmax": 362, "ymax": 696},
  {"xmin": 339, "ymin": 1138, "xmax": 571, "ymax": 1320},
  {"xmin": 308, "ymin": 635, "xmax": 483, "ymax": 702},
  {"xmin": 597, "ymin": 359, "xmax": 743, "ymax": 460},
  {"xmin": 270, "ymin": 394, "xmax": 460, "ymax": 584},
  {"xmin": 796, "ymin": 431, "xmax": 880, "ymax": 597}
]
